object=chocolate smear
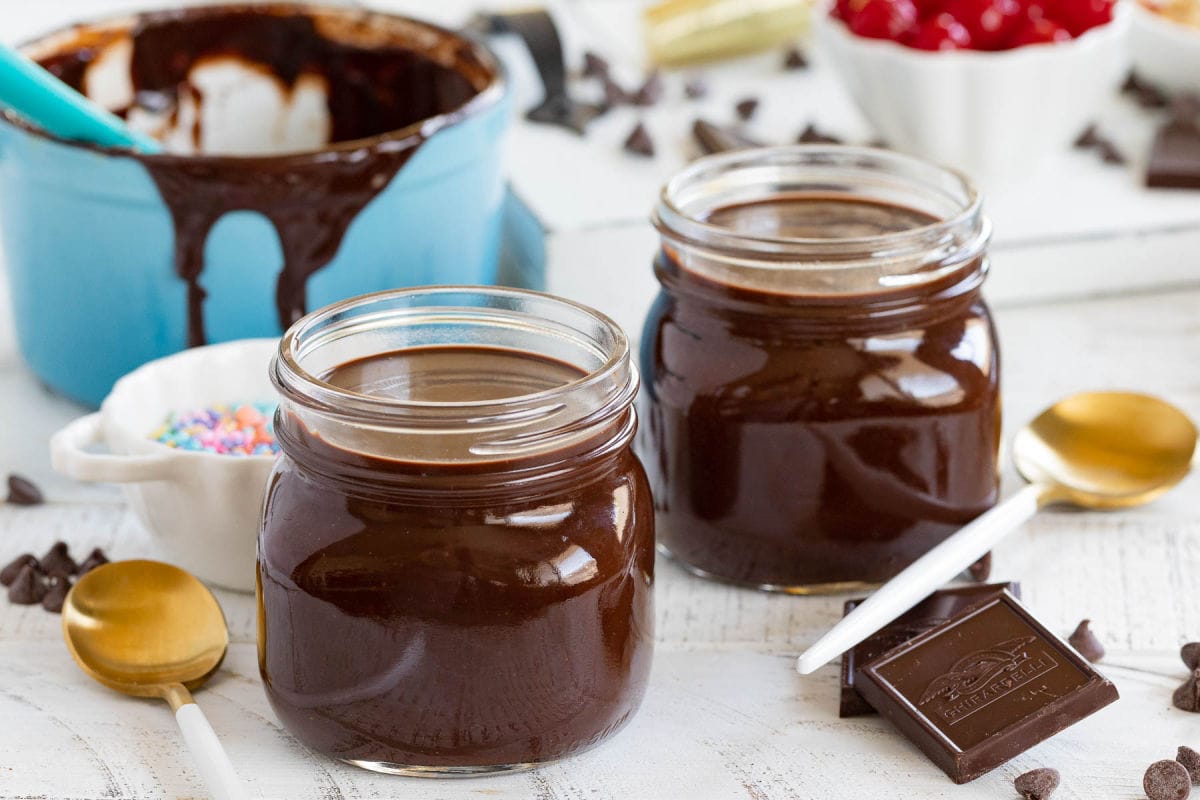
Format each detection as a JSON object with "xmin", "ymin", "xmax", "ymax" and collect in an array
[
  {"xmin": 8, "ymin": 565, "xmax": 46, "ymax": 605},
  {"xmin": 0, "ymin": 554, "xmax": 39, "ymax": 587},
  {"xmin": 693, "ymin": 119, "xmax": 765, "ymax": 155},
  {"xmin": 1068, "ymin": 619, "xmax": 1105, "ymax": 662},
  {"xmin": 797, "ymin": 123, "xmax": 843, "ymax": 144},
  {"xmin": 1173, "ymin": 669, "xmax": 1200, "ymax": 713},
  {"xmin": 6, "ymin": 474, "xmax": 43, "ymax": 506},
  {"xmin": 1145, "ymin": 760, "xmax": 1191, "ymax": 800},
  {"xmin": 1015, "ymin": 767, "xmax": 1060, "ymax": 800},
  {"xmin": 1182, "ymin": 642, "xmax": 1200, "ymax": 671},
  {"xmin": 783, "ymin": 47, "xmax": 809, "ymax": 70},
  {"xmin": 1177, "ymin": 746, "xmax": 1200, "ymax": 783},
  {"xmin": 623, "ymin": 123, "xmax": 655, "ymax": 158},
  {"xmin": 735, "ymin": 98, "xmax": 759, "ymax": 121},
  {"xmin": 40, "ymin": 542, "xmax": 77, "ymax": 578},
  {"xmin": 41, "ymin": 576, "xmax": 70, "ymax": 614},
  {"xmin": 78, "ymin": 548, "xmax": 110, "ymax": 576}
]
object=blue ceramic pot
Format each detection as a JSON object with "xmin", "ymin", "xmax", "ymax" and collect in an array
[{"xmin": 0, "ymin": 8, "xmax": 512, "ymax": 407}]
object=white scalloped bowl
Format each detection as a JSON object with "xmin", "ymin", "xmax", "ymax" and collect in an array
[
  {"xmin": 49, "ymin": 339, "xmax": 279, "ymax": 592},
  {"xmin": 1130, "ymin": 1, "xmax": 1200, "ymax": 95},
  {"xmin": 818, "ymin": 3, "xmax": 1131, "ymax": 185}
]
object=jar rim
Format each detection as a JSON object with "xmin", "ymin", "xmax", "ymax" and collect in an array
[
  {"xmin": 654, "ymin": 144, "xmax": 985, "ymax": 260},
  {"xmin": 273, "ymin": 286, "xmax": 634, "ymax": 424}
]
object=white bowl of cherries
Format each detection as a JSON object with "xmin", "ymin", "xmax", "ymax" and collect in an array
[{"xmin": 817, "ymin": 0, "xmax": 1130, "ymax": 184}]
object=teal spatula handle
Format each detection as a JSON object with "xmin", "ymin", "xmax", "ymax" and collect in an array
[{"xmin": 0, "ymin": 43, "xmax": 162, "ymax": 153}]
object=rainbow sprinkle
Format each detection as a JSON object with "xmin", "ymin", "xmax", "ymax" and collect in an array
[{"xmin": 150, "ymin": 403, "xmax": 279, "ymax": 456}]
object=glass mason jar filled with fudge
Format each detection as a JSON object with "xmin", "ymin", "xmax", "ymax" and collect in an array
[
  {"xmin": 640, "ymin": 146, "xmax": 1000, "ymax": 592},
  {"xmin": 259, "ymin": 288, "xmax": 654, "ymax": 775}
]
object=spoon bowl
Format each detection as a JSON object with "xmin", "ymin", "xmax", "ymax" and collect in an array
[
  {"xmin": 1014, "ymin": 391, "xmax": 1198, "ymax": 508},
  {"xmin": 62, "ymin": 560, "xmax": 247, "ymax": 799}
]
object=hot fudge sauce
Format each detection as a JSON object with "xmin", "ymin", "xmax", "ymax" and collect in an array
[
  {"xmin": 259, "ymin": 290, "xmax": 653, "ymax": 773},
  {"xmin": 641, "ymin": 148, "xmax": 1000, "ymax": 591}
]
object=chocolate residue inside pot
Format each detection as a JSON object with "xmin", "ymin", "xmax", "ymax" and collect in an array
[{"xmin": 38, "ymin": 5, "xmax": 496, "ymax": 344}]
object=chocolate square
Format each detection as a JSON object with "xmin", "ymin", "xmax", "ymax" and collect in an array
[
  {"xmin": 854, "ymin": 590, "xmax": 1118, "ymax": 784},
  {"xmin": 839, "ymin": 582, "xmax": 1019, "ymax": 717},
  {"xmin": 1148, "ymin": 119, "xmax": 1200, "ymax": 189}
]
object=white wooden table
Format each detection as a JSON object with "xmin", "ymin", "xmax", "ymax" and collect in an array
[{"xmin": 4, "ymin": 2, "xmax": 1200, "ymax": 798}]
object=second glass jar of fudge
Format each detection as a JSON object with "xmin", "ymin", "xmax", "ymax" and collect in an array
[{"xmin": 640, "ymin": 146, "xmax": 1000, "ymax": 592}]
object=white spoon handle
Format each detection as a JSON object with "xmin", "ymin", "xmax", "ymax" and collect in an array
[
  {"xmin": 795, "ymin": 483, "xmax": 1044, "ymax": 675},
  {"xmin": 175, "ymin": 703, "xmax": 250, "ymax": 800}
]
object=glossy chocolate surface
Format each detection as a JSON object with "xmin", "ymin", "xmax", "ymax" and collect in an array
[
  {"xmin": 258, "ymin": 345, "xmax": 654, "ymax": 768},
  {"xmin": 641, "ymin": 196, "xmax": 1001, "ymax": 588},
  {"xmin": 855, "ymin": 591, "xmax": 1118, "ymax": 784},
  {"xmin": 840, "ymin": 582, "xmax": 1019, "ymax": 717},
  {"xmin": 37, "ymin": 5, "xmax": 496, "ymax": 346}
]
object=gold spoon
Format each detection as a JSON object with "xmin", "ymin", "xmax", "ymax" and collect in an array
[
  {"xmin": 63, "ymin": 560, "xmax": 248, "ymax": 799},
  {"xmin": 797, "ymin": 391, "xmax": 1197, "ymax": 674}
]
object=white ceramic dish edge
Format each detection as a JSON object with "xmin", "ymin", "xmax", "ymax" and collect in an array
[{"xmin": 1130, "ymin": 1, "xmax": 1200, "ymax": 95}]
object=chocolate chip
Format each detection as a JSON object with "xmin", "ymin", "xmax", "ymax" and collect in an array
[
  {"xmin": 633, "ymin": 71, "xmax": 664, "ymax": 106},
  {"xmin": 1146, "ymin": 760, "xmax": 1191, "ymax": 800},
  {"xmin": 41, "ymin": 576, "xmax": 69, "ymax": 614},
  {"xmin": 603, "ymin": 77, "xmax": 630, "ymax": 108},
  {"xmin": 1123, "ymin": 72, "xmax": 1170, "ymax": 110},
  {"xmin": 797, "ymin": 124, "xmax": 843, "ymax": 144},
  {"xmin": 967, "ymin": 551, "xmax": 992, "ymax": 582},
  {"xmin": 1182, "ymin": 643, "xmax": 1200, "ymax": 671},
  {"xmin": 7, "ymin": 565, "xmax": 46, "ymax": 605},
  {"xmin": 624, "ymin": 122, "xmax": 655, "ymax": 157},
  {"xmin": 1015, "ymin": 767, "xmax": 1060, "ymax": 800},
  {"xmin": 582, "ymin": 51, "xmax": 609, "ymax": 79},
  {"xmin": 1174, "ymin": 669, "xmax": 1200, "ymax": 713},
  {"xmin": 40, "ymin": 541, "xmax": 77, "ymax": 578},
  {"xmin": 684, "ymin": 75, "xmax": 709, "ymax": 100},
  {"xmin": 783, "ymin": 46, "xmax": 809, "ymax": 70},
  {"xmin": 1074, "ymin": 124, "xmax": 1101, "ymax": 149},
  {"xmin": 1, "ymin": 554, "xmax": 39, "ymax": 587},
  {"xmin": 693, "ymin": 119, "xmax": 766, "ymax": 155},
  {"xmin": 1097, "ymin": 140, "xmax": 1127, "ymax": 165},
  {"xmin": 1068, "ymin": 619, "xmax": 1105, "ymax": 662},
  {"xmin": 78, "ymin": 548, "xmax": 110, "ymax": 576},
  {"xmin": 735, "ymin": 98, "xmax": 760, "ymax": 121},
  {"xmin": 1177, "ymin": 746, "xmax": 1200, "ymax": 783},
  {"xmin": 6, "ymin": 474, "xmax": 43, "ymax": 506}
]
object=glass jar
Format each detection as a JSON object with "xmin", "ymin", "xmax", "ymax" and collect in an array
[
  {"xmin": 258, "ymin": 287, "xmax": 654, "ymax": 775},
  {"xmin": 640, "ymin": 146, "xmax": 1000, "ymax": 593}
]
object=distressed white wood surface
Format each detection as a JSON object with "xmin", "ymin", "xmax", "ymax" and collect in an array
[{"xmin": 5, "ymin": 287, "xmax": 1200, "ymax": 798}]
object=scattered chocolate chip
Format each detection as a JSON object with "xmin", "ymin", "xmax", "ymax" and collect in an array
[
  {"xmin": 967, "ymin": 551, "xmax": 992, "ymax": 582},
  {"xmin": 1173, "ymin": 669, "xmax": 1200, "ymax": 713},
  {"xmin": 582, "ymin": 51, "xmax": 609, "ymax": 79},
  {"xmin": 1068, "ymin": 619, "xmax": 1105, "ymax": 662},
  {"xmin": 1182, "ymin": 643, "xmax": 1200, "ymax": 671},
  {"xmin": 6, "ymin": 474, "xmax": 43, "ymax": 506},
  {"xmin": 693, "ymin": 119, "xmax": 766, "ymax": 155},
  {"xmin": 1097, "ymin": 140, "xmax": 1127, "ymax": 165},
  {"xmin": 0, "ymin": 554, "xmax": 39, "ymax": 587},
  {"xmin": 39, "ymin": 541, "xmax": 77, "ymax": 578},
  {"xmin": 783, "ymin": 46, "xmax": 809, "ymax": 70},
  {"xmin": 633, "ymin": 71, "xmax": 664, "ymax": 106},
  {"xmin": 1146, "ymin": 759, "xmax": 1191, "ymax": 800},
  {"xmin": 7, "ymin": 565, "xmax": 46, "ymax": 605},
  {"xmin": 77, "ymin": 548, "xmax": 110, "ymax": 576},
  {"xmin": 41, "ymin": 576, "xmax": 69, "ymax": 614},
  {"xmin": 525, "ymin": 94, "xmax": 604, "ymax": 136},
  {"xmin": 1074, "ymin": 124, "xmax": 1102, "ymax": 149},
  {"xmin": 623, "ymin": 122, "xmax": 655, "ymax": 158},
  {"xmin": 735, "ymin": 98, "xmax": 760, "ymax": 121},
  {"xmin": 603, "ymin": 76, "xmax": 631, "ymax": 109},
  {"xmin": 1015, "ymin": 767, "xmax": 1060, "ymax": 800},
  {"xmin": 684, "ymin": 75, "xmax": 709, "ymax": 100},
  {"xmin": 1177, "ymin": 747, "xmax": 1200, "ymax": 783},
  {"xmin": 797, "ymin": 123, "xmax": 843, "ymax": 145},
  {"xmin": 1123, "ymin": 72, "xmax": 1170, "ymax": 110}
]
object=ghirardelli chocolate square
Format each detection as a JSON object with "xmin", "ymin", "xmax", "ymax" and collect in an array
[{"xmin": 854, "ymin": 590, "xmax": 1118, "ymax": 784}]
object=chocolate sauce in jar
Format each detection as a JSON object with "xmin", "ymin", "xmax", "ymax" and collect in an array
[
  {"xmin": 37, "ymin": 5, "xmax": 499, "ymax": 345},
  {"xmin": 641, "ymin": 175, "xmax": 1000, "ymax": 591},
  {"xmin": 260, "ymin": 339, "xmax": 654, "ymax": 771}
]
